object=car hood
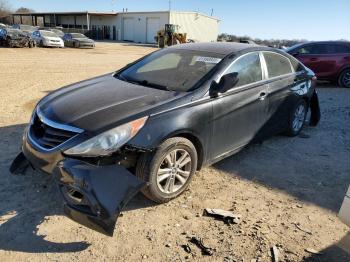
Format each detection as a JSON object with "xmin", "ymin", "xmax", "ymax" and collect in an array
[{"xmin": 37, "ymin": 74, "xmax": 184, "ymax": 133}]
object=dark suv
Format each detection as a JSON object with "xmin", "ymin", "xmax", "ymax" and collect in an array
[{"xmin": 287, "ymin": 41, "xmax": 350, "ymax": 87}]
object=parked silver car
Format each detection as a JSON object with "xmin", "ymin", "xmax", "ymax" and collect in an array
[{"xmin": 31, "ymin": 30, "xmax": 64, "ymax": 48}]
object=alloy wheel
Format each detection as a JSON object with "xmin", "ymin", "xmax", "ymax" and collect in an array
[
  {"xmin": 292, "ymin": 104, "xmax": 306, "ymax": 132},
  {"xmin": 156, "ymin": 149, "xmax": 192, "ymax": 194},
  {"xmin": 342, "ymin": 72, "xmax": 350, "ymax": 87}
]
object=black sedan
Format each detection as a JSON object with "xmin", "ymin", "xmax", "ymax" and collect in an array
[
  {"xmin": 10, "ymin": 43, "xmax": 320, "ymax": 236},
  {"xmin": 63, "ymin": 33, "xmax": 95, "ymax": 48}
]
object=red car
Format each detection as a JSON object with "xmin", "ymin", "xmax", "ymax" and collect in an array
[{"xmin": 287, "ymin": 41, "xmax": 350, "ymax": 87}]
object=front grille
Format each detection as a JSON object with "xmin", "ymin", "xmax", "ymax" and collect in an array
[{"xmin": 29, "ymin": 113, "xmax": 79, "ymax": 150}]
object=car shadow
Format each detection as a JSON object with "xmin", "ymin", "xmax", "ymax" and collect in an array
[
  {"xmin": 303, "ymin": 232, "xmax": 350, "ymax": 261},
  {"xmin": 212, "ymin": 127, "xmax": 349, "ymax": 213}
]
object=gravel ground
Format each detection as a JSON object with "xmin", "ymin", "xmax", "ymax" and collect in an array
[{"xmin": 0, "ymin": 43, "xmax": 349, "ymax": 262}]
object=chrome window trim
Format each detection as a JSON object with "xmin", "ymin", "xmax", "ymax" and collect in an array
[
  {"xmin": 215, "ymin": 51, "xmax": 263, "ymax": 83},
  {"xmin": 36, "ymin": 108, "xmax": 84, "ymax": 134},
  {"xmin": 27, "ymin": 108, "xmax": 84, "ymax": 152},
  {"xmin": 204, "ymin": 51, "xmax": 263, "ymax": 97}
]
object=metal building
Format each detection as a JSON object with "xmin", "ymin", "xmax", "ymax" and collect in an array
[{"xmin": 11, "ymin": 10, "xmax": 220, "ymax": 43}]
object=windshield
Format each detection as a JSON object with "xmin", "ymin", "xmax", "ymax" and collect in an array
[
  {"xmin": 71, "ymin": 33, "xmax": 87, "ymax": 39},
  {"xmin": 7, "ymin": 29, "xmax": 26, "ymax": 37},
  {"xmin": 117, "ymin": 49, "xmax": 224, "ymax": 92},
  {"xmin": 51, "ymin": 29, "xmax": 64, "ymax": 36},
  {"xmin": 40, "ymin": 31, "xmax": 58, "ymax": 37}
]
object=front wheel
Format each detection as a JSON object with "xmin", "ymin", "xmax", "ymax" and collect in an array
[
  {"xmin": 136, "ymin": 137, "xmax": 197, "ymax": 203},
  {"xmin": 338, "ymin": 69, "xmax": 350, "ymax": 88},
  {"xmin": 286, "ymin": 100, "xmax": 308, "ymax": 137}
]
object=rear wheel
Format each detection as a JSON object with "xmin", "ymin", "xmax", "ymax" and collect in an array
[
  {"xmin": 338, "ymin": 69, "xmax": 350, "ymax": 88},
  {"xmin": 286, "ymin": 100, "xmax": 307, "ymax": 137},
  {"xmin": 136, "ymin": 137, "xmax": 197, "ymax": 203}
]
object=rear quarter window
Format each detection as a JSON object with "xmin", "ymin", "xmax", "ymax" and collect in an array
[{"xmin": 263, "ymin": 52, "xmax": 293, "ymax": 78}]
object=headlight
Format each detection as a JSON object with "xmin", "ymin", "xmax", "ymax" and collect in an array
[{"xmin": 64, "ymin": 116, "xmax": 148, "ymax": 157}]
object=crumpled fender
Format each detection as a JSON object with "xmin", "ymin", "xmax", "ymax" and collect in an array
[
  {"xmin": 309, "ymin": 90, "xmax": 321, "ymax": 126},
  {"xmin": 54, "ymin": 159, "xmax": 145, "ymax": 236}
]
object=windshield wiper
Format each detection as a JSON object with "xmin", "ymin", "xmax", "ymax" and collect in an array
[
  {"xmin": 137, "ymin": 80, "xmax": 169, "ymax": 91},
  {"xmin": 114, "ymin": 74, "xmax": 169, "ymax": 91}
]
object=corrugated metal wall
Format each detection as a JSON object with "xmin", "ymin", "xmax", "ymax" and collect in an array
[{"xmin": 169, "ymin": 12, "xmax": 219, "ymax": 42}]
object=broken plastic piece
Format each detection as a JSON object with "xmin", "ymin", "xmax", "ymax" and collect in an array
[{"xmin": 204, "ymin": 208, "xmax": 241, "ymax": 224}]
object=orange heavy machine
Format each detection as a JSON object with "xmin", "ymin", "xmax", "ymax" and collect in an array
[{"xmin": 156, "ymin": 24, "xmax": 187, "ymax": 48}]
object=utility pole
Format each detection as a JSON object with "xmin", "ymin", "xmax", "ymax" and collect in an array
[
  {"xmin": 111, "ymin": 0, "xmax": 116, "ymax": 12},
  {"xmin": 211, "ymin": 8, "xmax": 214, "ymax": 16}
]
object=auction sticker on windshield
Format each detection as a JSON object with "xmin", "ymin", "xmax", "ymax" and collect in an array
[{"xmin": 195, "ymin": 56, "xmax": 222, "ymax": 64}]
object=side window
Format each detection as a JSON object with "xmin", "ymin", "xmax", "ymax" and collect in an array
[
  {"xmin": 289, "ymin": 57, "xmax": 304, "ymax": 72},
  {"xmin": 264, "ymin": 52, "xmax": 293, "ymax": 78},
  {"xmin": 298, "ymin": 44, "xmax": 328, "ymax": 55},
  {"xmin": 225, "ymin": 52, "xmax": 262, "ymax": 87},
  {"xmin": 334, "ymin": 44, "xmax": 350, "ymax": 53}
]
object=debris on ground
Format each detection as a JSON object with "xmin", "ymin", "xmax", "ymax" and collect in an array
[
  {"xmin": 305, "ymin": 248, "xmax": 323, "ymax": 255},
  {"xmin": 204, "ymin": 208, "xmax": 241, "ymax": 224},
  {"xmin": 293, "ymin": 222, "xmax": 312, "ymax": 235},
  {"xmin": 189, "ymin": 236, "xmax": 214, "ymax": 256},
  {"xmin": 271, "ymin": 245, "xmax": 280, "ymax": 262},
  {"xmin": 181, "ymin": 244, "xmax": 192, "ymax": 254}
]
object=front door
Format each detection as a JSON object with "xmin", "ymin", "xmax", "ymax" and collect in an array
[{"xmin": 210, "ymin": 52, "xmax": 268, "ymax": 160}]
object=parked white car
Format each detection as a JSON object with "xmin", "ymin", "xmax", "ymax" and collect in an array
[{"xmin": 32, "ymin": 30, "xmax": 64, "ymax": 48}]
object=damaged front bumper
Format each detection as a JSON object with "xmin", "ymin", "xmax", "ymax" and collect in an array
[
  {"xmin": 10, "ymin": 136, "xmax": 145, "ymax": 236},
  {"xmin": 55, "ymin": 159, "xmax": 144, "ymax": 236}
]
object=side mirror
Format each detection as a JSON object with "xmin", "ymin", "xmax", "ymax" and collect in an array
[
  {"xmin": 291, "ymin": 51, "xmax": 300, "ymax": 57},
  {"xmin": 210, "ymin": 72, "xmax": 239, "ymax": 97}
]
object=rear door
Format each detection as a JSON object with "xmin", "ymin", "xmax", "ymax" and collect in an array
[
  {"xmin": 210, "ymin": 52, "xmax": 268, "ymax": 160},
  {"xmin": 261, "ymin": 51, "xmax": 298, "ymax": 136}
]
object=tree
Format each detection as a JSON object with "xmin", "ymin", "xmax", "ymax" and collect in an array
[
  {"xmin": 14, "ymin": 7, "xmax": 35, "ymax": 25},
  {"xmin": 0, "ymin": 0, "xmax": 11, "ymax": 18},
  {"xmin": 15, "ymin": 7, "xmax": 34, "ymax": 14}
]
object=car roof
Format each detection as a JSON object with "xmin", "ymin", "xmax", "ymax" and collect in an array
[{"xmin": 169, "ymin": 42, "xmax": 267, "ymax": 56}]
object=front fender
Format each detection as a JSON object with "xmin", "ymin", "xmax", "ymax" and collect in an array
[{"xmin": 127, "ymin": 99, "xmax": 211, "ymax": 160}]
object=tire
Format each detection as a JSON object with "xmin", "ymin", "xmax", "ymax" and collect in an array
[
  {"xmin": 286, "ymin": 99, "xmax": 308, "ymax": 137},
  {"xmin": 136, "ymin": 137, "xmax": 197, "ymax": 203},
  {"xmin": 40, "ymin": 40, "xmax": 44, "ymax": 47},
  {"xmin": 338, "ymin": 68, "xmax": 350, "ymax": 88}
]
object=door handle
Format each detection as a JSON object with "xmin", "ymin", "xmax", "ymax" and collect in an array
[{"xmin": 258, "ymin": 92, "xmax": 268, "ymax": 100}]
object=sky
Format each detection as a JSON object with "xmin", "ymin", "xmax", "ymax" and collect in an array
[{"xmin": 7, "ymin": 0, "xmax": 350, "ymax": 41}]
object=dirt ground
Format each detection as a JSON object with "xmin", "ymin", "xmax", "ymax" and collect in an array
[{"xmin": 0, "ymin": 43, "xmax": 350, "ymax": 262}]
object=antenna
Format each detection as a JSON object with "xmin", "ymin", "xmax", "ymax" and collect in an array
[{"xmin": 211, "ymin": 8, "xmax": 214, "ymax": 16}]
